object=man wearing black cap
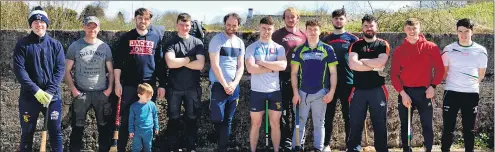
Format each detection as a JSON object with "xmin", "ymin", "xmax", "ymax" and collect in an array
[
  {"xmin": 65, "ymin": 16, "xmax": 115, "ymax": 152},
  {"xmin": 13, "ymin": 6, "xmax": 65, "ymax": 152}
]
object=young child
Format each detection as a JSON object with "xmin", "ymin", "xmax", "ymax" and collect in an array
[{"xmin": 129, "ymin": 83, "xmax": 159, "ymax": 152}]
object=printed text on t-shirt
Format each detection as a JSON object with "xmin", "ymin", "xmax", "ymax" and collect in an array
[{"xmin": 129, "ymin": 40, "xmax": 154, "ymax": 55}]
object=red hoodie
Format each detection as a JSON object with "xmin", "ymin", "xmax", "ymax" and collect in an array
[{"xmin": 391, "ymin": 34, "xmax": 445, "ymax": 93}]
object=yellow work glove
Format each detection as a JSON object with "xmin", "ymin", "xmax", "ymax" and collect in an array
[{"xmin": 34, "ymin": 89, "xmax": 52, "ymax": 105}]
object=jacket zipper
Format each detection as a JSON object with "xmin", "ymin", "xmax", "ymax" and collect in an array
[{"xmin": 39, "ymin": 36, "xmax": 48, "ymax": 86}]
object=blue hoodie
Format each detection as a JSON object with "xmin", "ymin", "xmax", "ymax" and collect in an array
[
  {"xmin": 13, "ymin": 32, "xmax": 65, "ymax": 101},
  {"xmin": 114, "ymin": 28, "xmax": 166, "ymax": 88}
]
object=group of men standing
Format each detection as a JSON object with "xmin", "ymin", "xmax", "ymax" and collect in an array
[{"xmin": 13, "ymin": 5, "xmax": 487, "ymax": 152}]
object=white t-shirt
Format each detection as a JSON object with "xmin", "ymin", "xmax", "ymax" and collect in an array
[{"xmin": 442, "ymin": 42, "xmax": 488, "ymax": 93}]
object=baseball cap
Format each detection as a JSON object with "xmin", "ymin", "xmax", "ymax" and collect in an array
[{"xmin": 84, "ymin": 16, "xmax": 100, "ymax": 27}]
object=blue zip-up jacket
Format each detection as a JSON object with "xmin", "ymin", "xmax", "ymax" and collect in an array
[
  {"xmin": 114, "ymin": 28, "xmax": 167, "ymax": 88},
  {"xmin": 129, "ymin": 101, "xmax": 159, "ymax": 133},
  {"xmin": 13, "ymin": 32, "xmax": 65, "ymax": 101}
]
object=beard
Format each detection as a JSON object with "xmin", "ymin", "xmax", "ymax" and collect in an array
[
  {"xmin": 285, "ymin": 22, "xmax": 295, "ymax": 28},
  {"xmin": 136, "ymin": 23, "xmax": 147, "ymax": 30},
  {"xmin": 363, "ymin": 30, "xmax": 376, "ymax": 38},
  {"xmin": 333, "ymin": 25, "xmax": 343, "ymax": 30},
  {"xmin": 225, "ymin": 29, "xmax": 236, "ymax": 36}
]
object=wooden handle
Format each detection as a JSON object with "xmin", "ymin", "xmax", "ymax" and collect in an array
[
  {"xmin": 295, "ymin": 127, "xmax": 300, "ymax": 146},
  {"xmin": 109, "ymin": 98, "xmax": 121, "ymax": 152},
  {"xmin": 364, "ymin": 120, "xmax": 368, "ymax": 145},
  {"xmin": 40, "ymin": 131, "xmax": 47, "ymax": 152},
  {"xmin": 113, "ymin": 131, "xmax": 119, "ymax": 140},
  {"xmin": 109, "ymin": 146, "xmax": 118, "ymax": 152}
]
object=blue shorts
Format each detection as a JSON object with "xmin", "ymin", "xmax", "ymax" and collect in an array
[{"xmin": 250, "ymin": 90, "xmax": 283, "ymax": 112}]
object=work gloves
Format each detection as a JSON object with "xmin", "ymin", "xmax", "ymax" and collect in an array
[{"xmin": 34, "ymin": 89, "xmax": 53, "ymax": 106}]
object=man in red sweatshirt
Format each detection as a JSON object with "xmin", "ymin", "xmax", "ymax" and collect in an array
[{"xmin": 390, "ymin": 18, "xmax": 445, "ymax": 152}]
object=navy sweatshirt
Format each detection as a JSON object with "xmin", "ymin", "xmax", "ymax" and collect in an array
[
  {"xmin": 13, "ymin": 32, "xmax": 66, "ymax": 101},
  {"xmin": 114, "ymin": 28, "xmax": 166, "ymax": 88}
]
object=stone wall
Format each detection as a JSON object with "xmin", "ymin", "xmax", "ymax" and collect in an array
[{"xmin": 0, "ymin": 30, "xmax": 493, "ymax": 151}]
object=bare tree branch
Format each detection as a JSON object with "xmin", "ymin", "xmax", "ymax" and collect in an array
[
  {"xmin": 376, "ymin": 2, "xmax": 394, "ymax": 20},
  {"xmin": 368, "ymin": 1, "xmax": 374, "ymax": 14}
]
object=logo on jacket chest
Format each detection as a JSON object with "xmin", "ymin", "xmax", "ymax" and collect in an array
[{"xmin": 129, "ymin": 40, "xmax": 154, "ymax": 55}]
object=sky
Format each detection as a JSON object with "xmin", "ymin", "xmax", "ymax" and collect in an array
[{"xmin": 26, "ymin": 1, "xmax": 415, "ymax": 24}]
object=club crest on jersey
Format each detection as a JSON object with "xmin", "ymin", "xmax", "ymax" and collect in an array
[
  {"xmin": 270, "ymin": 48, "xmax": 276, "ymax": 54},
  {"xmin": 364, "ymin": 48, "xmax": 375, "ymax": 52},
  {"xmin": 23, "ymin": 112, "xmax": 30, "ymax": 123}
]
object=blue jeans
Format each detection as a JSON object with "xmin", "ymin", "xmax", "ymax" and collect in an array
[
  {"xmin": 209, "ymin": 82, "xmax": 240, "ymax": 151},
  {"xmin": 19, "ymin": 96, "xmax": 63, "ymax": 152}
]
